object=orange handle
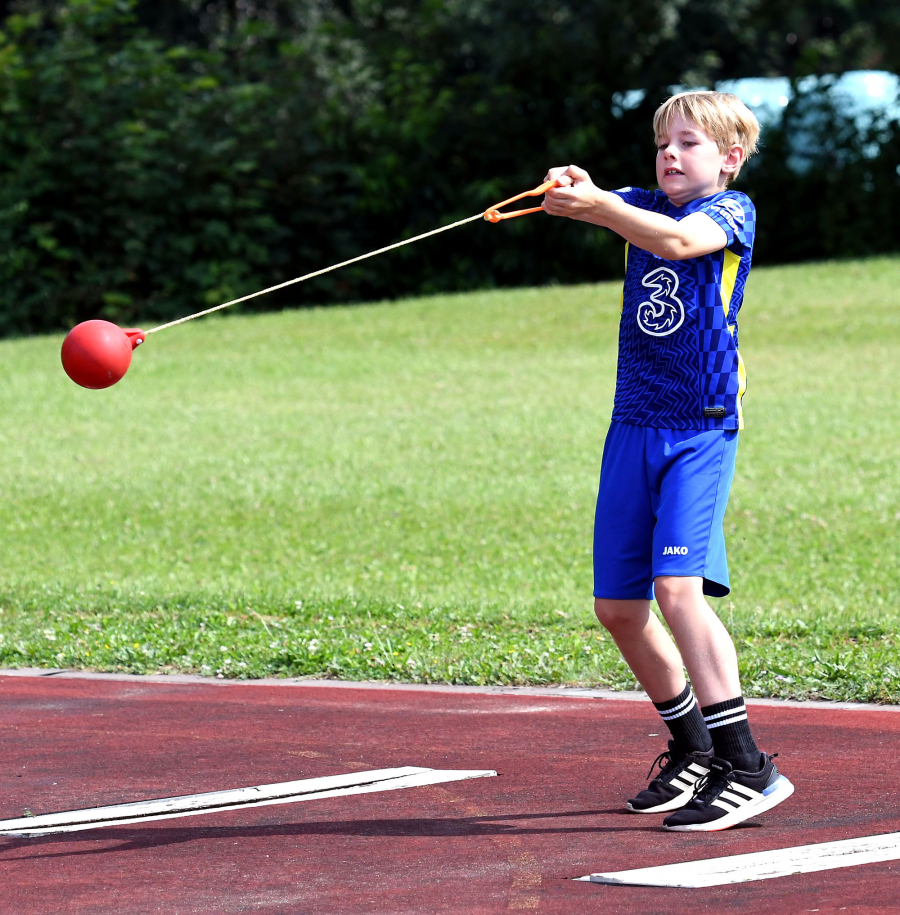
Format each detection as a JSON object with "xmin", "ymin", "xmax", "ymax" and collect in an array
[{"xmin": 484, "ymin": 178, "xmax": 561, "ymax": 223}]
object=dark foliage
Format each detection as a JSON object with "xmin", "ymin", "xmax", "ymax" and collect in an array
[{"xmin": 0, "ymin": 0, "xmax": 897, "ymax": 335}]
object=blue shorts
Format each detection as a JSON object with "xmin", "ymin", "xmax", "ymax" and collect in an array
[{"xmin": 593, "ymin": 421, "xmax": 738, "ymax": 600}]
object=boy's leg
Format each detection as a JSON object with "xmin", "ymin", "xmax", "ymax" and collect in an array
[
  {"xmin": 653, "ymin": 575, "xmax": 794, "ymax": 831},
  {"xmin": 653, "ymin": 575, "xmax": 758, "ymax": 768},
  {"xmin": 593, "ymin": 597, "xmax": 684, "ymax": 702},
  {"xmin": 594, "ymin": 597, "xmax": 710, "ymax": 752},
  {"xmin": 595, "ymin": 597, "xmax": 714, "ymax": 814},
  {"xmin": 646, "ymin": 430, "xmax": 763, "ymax": 768},
  {"xmin": 651, "ymin": 576, "xmax": 741, "ymax": 707}
]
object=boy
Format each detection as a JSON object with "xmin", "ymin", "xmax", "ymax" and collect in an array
[{"xmin": 542, "ymin": 91, "xmax": 793, "ymax": 831}]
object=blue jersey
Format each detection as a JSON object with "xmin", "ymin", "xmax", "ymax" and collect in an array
[{"xmin": 609, "ymin": 187, "xmax": 756, "ymax": 431}]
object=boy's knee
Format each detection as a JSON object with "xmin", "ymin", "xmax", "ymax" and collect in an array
[
  {"xmin": 654, "ymin": 576, "xmax": 705, "ymax": 618},
  {"xmin": 594, "ymin": 597, "xmax": 648, "ymax": 633}
]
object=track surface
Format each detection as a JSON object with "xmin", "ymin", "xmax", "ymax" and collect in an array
[{"xmin": 2, "ymin": 671, "xmax": 898, "ymax": 914}]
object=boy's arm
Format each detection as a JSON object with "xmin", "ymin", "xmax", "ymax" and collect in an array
[{"xmin": 542, "ymin": 165, "xmax": 728, "ymax": 260}]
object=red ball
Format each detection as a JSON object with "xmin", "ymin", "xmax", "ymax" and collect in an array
[{"xmin": 61, "ymin": 320, "xmax": 146, "ymax": 389}]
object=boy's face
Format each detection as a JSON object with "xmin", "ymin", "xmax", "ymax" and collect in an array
[{"xmin": 655, "ymin": 114, "xmax": 740, "ymax": 206}]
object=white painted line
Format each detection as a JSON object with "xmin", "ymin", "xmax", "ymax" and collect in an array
[
  {"xmin": 577, "ymin": 831, "xmax": 900, "ymax": 888},
  {"xmin": 0, "ymin": 767, "xmax": 496, "ymax": 837}
]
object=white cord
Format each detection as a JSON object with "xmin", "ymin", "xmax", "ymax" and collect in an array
[{"xmin": 145, "ymin": 212, "xmax": 485, "ymax": 334}]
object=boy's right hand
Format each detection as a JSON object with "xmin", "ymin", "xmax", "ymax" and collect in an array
[
  {"xmin": 542, "ymin": 165, "xmax": 608, "ymax": 222},
  {"xmin": 544, "ymin": 166, "xmax": 576, "ymax": 188}
]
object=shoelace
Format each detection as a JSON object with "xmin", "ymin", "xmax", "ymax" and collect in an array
[
  {"xmin": 647, "ymin": 746, "xmax": 714, "ymax": 782},
  {"xmin": 690, "ymin": 768, "xmax": 732, "ymax": 804},
  {"xmin": 692, "ymin": 752, "xmax": 778, "ymax": 802},
  {"xmin": 646, "ymin": 751, "xmax": 674, "ymax": 780}
]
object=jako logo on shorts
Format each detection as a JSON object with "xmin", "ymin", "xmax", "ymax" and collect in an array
[
  {"xmin": 662, "ymin": 546, "xmax": 689, "ymax": 555},
  {"xmin": 636, "ymin": 266, "xmax": 685, "ymax": 337}
]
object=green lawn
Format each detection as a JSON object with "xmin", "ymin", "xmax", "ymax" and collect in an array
[{"xmin": 1, "ymin": 256, "xmax": 899, "ymax": 700}]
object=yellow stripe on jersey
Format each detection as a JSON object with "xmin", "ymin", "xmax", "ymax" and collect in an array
[
  {"xmin": 621, "ymin": 243, "xmax": 630, "ymax": 314},
  {"xmin": 734, "ymin": 348, "xmax": 747, "ymax": 430},
  {"xmin": 721, "ymin": 248, "xmax": 740, "ymax": 318},
  {"xmin": 721, "ymin": 248, "xmax": 745, "ymax": 428}
]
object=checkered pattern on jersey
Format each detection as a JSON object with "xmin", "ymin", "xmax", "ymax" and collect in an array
[{"xmin": 607, "ymin": 188, "xmax": 756, "ymax": 431}]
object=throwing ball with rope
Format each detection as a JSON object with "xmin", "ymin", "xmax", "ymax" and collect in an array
[{"xmin": 60, "ymin": 179, "xmax": 560, "ymax": 389}]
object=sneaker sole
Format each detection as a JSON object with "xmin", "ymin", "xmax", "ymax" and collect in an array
[
  {"xmin": 626, "ymin": 793, "xmax": 696, "ymax": 814},
  {"xmin": 662, "ymin": 775, "xmax": 795, "ymax": 832}
]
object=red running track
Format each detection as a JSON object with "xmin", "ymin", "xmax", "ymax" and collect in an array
[{"xmin": 2, "ymin": 670, "xmax": 899, "ymax": 915}]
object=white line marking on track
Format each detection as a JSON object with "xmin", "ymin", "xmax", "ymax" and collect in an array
[
  {"xmin": 0, "ymin": 767, "xmax": 497, "ymax": 837},
  {"xmin": 576, "ymin": 831, "xmax": 900, "ymax": 887}
]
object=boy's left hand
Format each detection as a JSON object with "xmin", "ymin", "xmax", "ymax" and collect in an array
[{"xmin": 542, "ymin": 165, "xmax": 608, "ymax": 220}]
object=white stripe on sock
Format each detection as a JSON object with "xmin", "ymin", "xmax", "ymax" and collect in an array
[
  {"xmin": 705, "ymin": 713, "xmax": 748, "ymax": 730},
  {"xmin": 703, "ymin": 704, "xmax": 746, "ymax": 723},
  {"xmin": 657, "ymin": 692, "xmax": 696, "ymax": 720},
  {"xmin": 659, "ymin": 697, "xmax": 697, "ymax": 721}
]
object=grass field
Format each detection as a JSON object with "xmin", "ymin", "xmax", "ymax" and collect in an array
[{"xmin": 1, "ymin": 255, "xmax": 899, "ymax": 701}]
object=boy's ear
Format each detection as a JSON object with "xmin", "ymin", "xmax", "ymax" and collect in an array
[{"xmin": 722, "ymin": 144, "xmax": 745, "ymax": 175}]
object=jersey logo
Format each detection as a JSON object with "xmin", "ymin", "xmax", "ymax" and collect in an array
[
  {"xmin": 662, "ymin": 546, "xmax": 689, "ymax": 556},
  {"xmin": 636, "ymin": 267, "xmax": 685, "ymax": 337},
  {"xmin": 714, "ymin": 197, "xmax": 745, "ymax": 233}
]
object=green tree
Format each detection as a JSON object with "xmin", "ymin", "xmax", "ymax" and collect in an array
[{"xmin": 0, "ymin": 0, "xmax": 367, "ymax": 332}]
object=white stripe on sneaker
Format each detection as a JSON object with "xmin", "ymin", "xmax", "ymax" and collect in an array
[
  {"xmin": 664, "ymin": 774, "xmax": 795, "ymax": 832},
  {"xmin": 625, "ymin": 756, "xmax": 712, "ymax": 815}
]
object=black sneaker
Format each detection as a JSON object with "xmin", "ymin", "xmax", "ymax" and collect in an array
[
  {"xmin": 662, "ymin": 753, "xmax": 794, "ymax": 832},
  {"xmin": 626, "ymin": 741, "xmax": 713, "ymax": 814}
]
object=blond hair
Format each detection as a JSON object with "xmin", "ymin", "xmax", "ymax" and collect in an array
[{"xmin": 653, "ymin": 90, "xmax": 760, "ymax": 183}]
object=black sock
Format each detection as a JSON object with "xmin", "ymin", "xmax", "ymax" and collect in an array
[
  {"xmin": 701, "ymin": 697, "xmax": 761, "ymax": 770},
  {"xmin": 654, "ymin": 684, "xmax": 712, "ymax": 756}
]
